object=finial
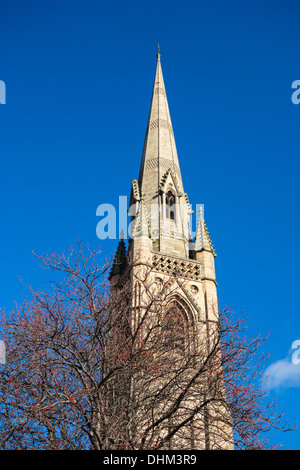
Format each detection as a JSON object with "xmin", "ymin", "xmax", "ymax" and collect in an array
[
  {"xmin": 198, "ymin": 204, "xmax": 205, "ymax": 219},
  {"xmin": 157, "ymin": 43, "xmax": 161, "ymax": 60}
]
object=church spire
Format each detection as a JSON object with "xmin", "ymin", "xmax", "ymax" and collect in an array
[
  {"xmin": 128, "ymin": 52, "xmax": 193, "ymax": 258},
  {"xmin": 194, "ymin": 206, "xmax": 216, "ymax": 257},
  {"xmin": 138, "ymin": 52, "xmax": 184, "ymax": 203},
  {"xmin": 108, "ymin": 231, "xmax": 128, "ymax": 281}
]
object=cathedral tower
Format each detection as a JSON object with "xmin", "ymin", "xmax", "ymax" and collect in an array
[
  {"xmin": 129, "ymin": 51, "xmax": 218, "ymax": 324},
  {"xmin": 110, "ymin": 52, "xmax": 233, "ymax": 450}
]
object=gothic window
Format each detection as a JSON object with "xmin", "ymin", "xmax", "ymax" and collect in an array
[
  {"xmin": 166, "ymin": 191, "xmax": 175, "ymax": 221},
  {"xmin": 163, "ymin": 301, "xmax": 186, "ymax": 353}
]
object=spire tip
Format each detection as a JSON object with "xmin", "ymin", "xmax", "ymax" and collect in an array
[{"xmin": 157, "ymin": 43, "xmax": 161, "ymax": 60}]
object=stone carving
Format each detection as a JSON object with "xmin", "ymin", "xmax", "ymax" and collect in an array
[
  {"xmin": 152, "ymin": 253, "xmax": 201, "ymax": 281},
  {"xmin": 150, "ymin": 118, "xmax": 173, "ymax": 134}
]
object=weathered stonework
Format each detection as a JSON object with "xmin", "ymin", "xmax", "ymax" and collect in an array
[{"xmin": 111, "ymin": 52, "xmax": 233, "ymax": 450}]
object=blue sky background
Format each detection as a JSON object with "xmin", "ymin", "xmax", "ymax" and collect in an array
[{"xmin": 0, "ymin": 0, "xmax": 300, "ymax": 449}]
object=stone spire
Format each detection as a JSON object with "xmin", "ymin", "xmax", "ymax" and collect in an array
[
  {"xmin": 131, "ymin": 197, "xmax": 150, "ymax": 238},
  {"xmin": 108, "ymin": 231, "xmax": 128, "ymax": 281},
  {"xmin": 194, "ymin": 206, "xmax": 216, "ymax": 257},
  {"xmin": 129, "ymin": 51, "xmax": 192, "ymax": 258},
  {"xmin": 108, "ymin": 53, "xmax": 232, "ymax": 451},
  {"xmin": 138, "ymin": 51, "xmax": 184, "ymax": 204}
]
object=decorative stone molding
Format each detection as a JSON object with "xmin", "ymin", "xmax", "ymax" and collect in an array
[
  {"xmin": 154, "ymin": 87, "xmax": 166, "ymax": 95},
  {"xmin": 131, "ymin": 179, "xmax": 140, "ymax": 201},
  {"xmin": 159, "ymin": 168, "xmax": 183, "ymax": 197},
  {"xmin": 150, "ymin": 118, "xmax": 173, "ymax": 134},
  {"xmin": 152, "ymin": 253, "xmax": 201, "ymax": 281},
  {"xmin": 184, "ymin": 193, "xmax": 194, "ymax": 215},
  {"xmin": 160, "ymin": 228, "xmax": 183, "ymax": 239},
  {"xmin": 143, "ymin": 157, "xmax": 181, "ymax": 180}
]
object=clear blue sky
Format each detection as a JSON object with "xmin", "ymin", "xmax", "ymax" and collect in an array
[{"xmin": 0, "ymin": 0, "xmax": 300, "ymax": 449}]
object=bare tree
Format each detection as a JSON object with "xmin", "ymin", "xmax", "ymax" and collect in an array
[{"xmin": 0, "ymin": 243, "xmax": 295, "ymax": 450}]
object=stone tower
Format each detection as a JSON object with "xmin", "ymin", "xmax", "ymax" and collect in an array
[
  {"xmin": 109, "ymin": 52, "xmax": 233, "ymax": 450},
  {"xmin": 129, "ymin": 50, "xmax": 218, "ymax": 328}
]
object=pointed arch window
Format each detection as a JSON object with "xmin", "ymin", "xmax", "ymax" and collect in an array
[
  {"xmin": 163, "ymin": 301, "xmax": 187, "ymax": 353},
  {"xmin": 166, "ymin": 191, "xmax": 175, "ymax": 221}
]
